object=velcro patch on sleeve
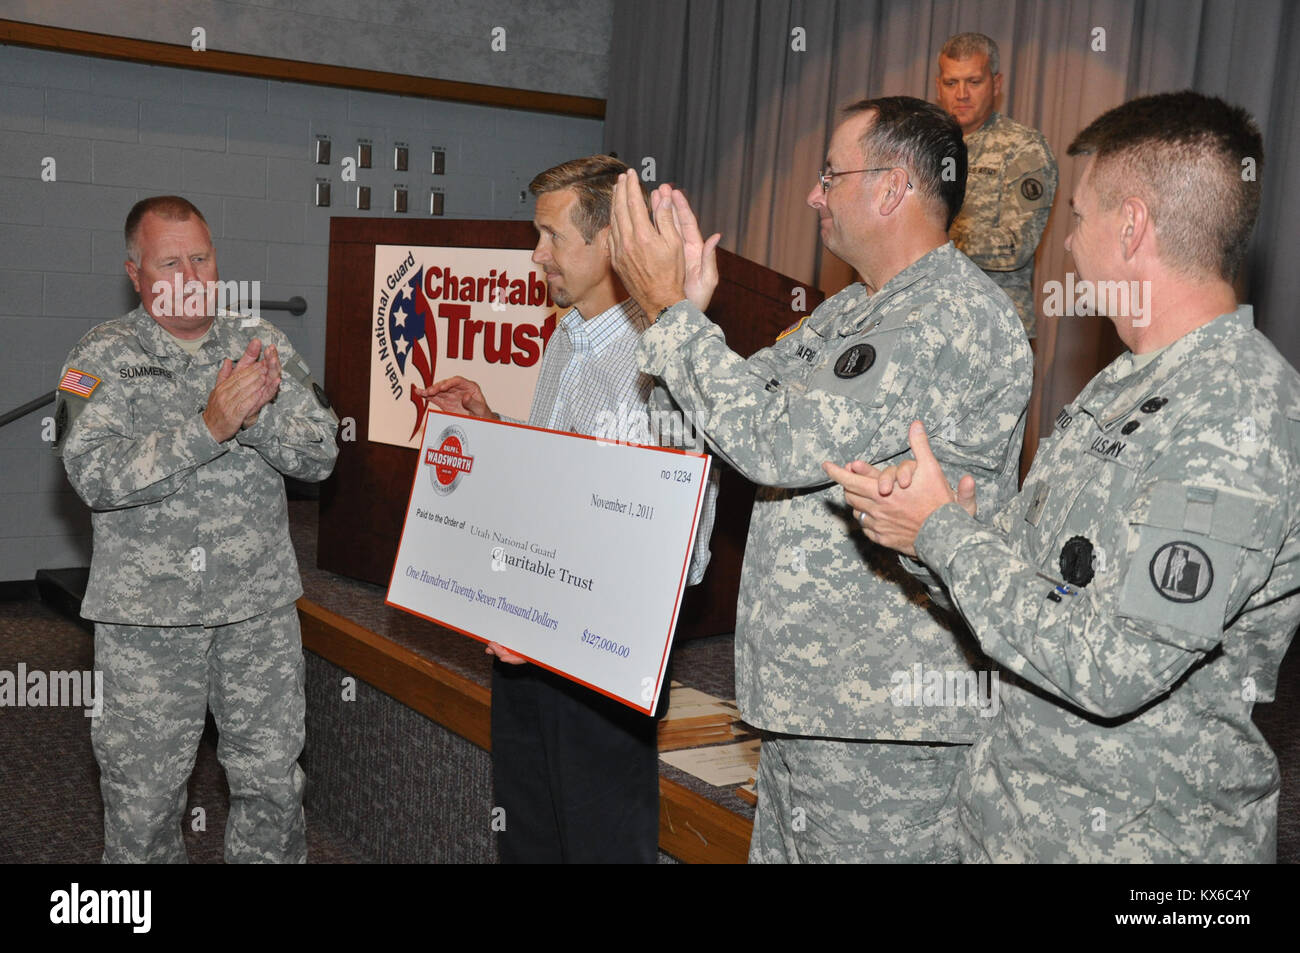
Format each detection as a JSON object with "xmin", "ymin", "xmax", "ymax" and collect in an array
[
  {"xmin": 776, "ymin": 315, "xmax": 808, "ymax": 342},
  {"xmin": 1119, "ymin": 525, "xmax": 1237, "ymax": 646},
  {"xmin": 57, "ymin": 368, "xmax": 101, "ymax": 399}
]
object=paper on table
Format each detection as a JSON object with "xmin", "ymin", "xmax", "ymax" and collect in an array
[
  {"xmin": 658, "ymin": 684, "xmax": 745, "ymax": 750},
  {"xmin": 660, "ymin": 738, "xmax": 762, "ymax": 787},
  {"xmin": 663, "ymin": 685, "xmax": 739, "ymax": 722}
]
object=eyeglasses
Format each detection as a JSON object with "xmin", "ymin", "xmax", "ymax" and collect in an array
[{"xmin": 817, "ymin": 167, "xmax": 914, "ymax": 193}]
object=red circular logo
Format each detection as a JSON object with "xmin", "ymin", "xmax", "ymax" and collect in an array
[
  {"xmin": 425, "ymin": 425, "xmax": 473, "ymax": 495},
  {"xmin": 434, "ymin": 435, "xmax": 464, "ymax": 487}
]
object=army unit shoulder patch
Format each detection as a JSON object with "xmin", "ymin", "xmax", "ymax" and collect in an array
[
  {"xmin": 834, "ymin": 343, "xmax": 876, "ymax": 379},
  {"xmin": 1020, "ymin": 178, "xmax": 1044, "ymax": 201},
  {"xmin": 1149, "ymin": 541, "xmax": 1214, "ymax": 603}
]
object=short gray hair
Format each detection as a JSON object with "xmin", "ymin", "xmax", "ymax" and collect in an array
[
  {"xmin": 125, "ymin": 195, "xmax": 211, "ymax": 265},
  {"xmin": 940, "ymin": 32, "xmax": 1000, "ymax": 76}
]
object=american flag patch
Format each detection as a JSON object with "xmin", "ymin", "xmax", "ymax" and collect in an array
[
  {"xmin": 58, "ymin": 369, "xmax": 101, "ymax": 398},
  {"xmin": 776, "ymin": 315, "xmax": 808, "ymax": 342}
]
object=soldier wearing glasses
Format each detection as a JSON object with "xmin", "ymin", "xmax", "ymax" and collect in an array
[{"xmin": 608, "ymin": 96, "xmax": 1031, "ymax": 861}]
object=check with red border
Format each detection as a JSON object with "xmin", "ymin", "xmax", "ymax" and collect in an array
[{"xmin": 386, "ymin": 409, "xmax": 711, "ymax": 713}]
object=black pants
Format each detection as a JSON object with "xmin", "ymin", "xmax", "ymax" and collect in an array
[{"xmin": 490, "ymin": 660, "xmax": 663, "ymax": 863}]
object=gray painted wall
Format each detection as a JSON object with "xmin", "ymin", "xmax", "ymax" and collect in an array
[
  {"xmin": 0, "ymin": 0, "xmax": 612, "ymax": 100},
  {"xmin": 0, "ymin": 43, "xmax": 603, "ymax": 581}
]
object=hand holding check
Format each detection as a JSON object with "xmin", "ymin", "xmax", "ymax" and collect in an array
[
  {"xmin": 822, "ymin": 420, "xmax": 977, "ymax": 557},
  {"xmin": 415, "ymin": 376, "xmax": 497, "ymax": 420}
]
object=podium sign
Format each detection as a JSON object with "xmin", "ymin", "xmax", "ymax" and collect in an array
[{"xmin": 368, "ymin": 244, "xmax": 562, "ymax": 448}]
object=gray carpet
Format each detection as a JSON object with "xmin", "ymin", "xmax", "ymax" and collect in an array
[
  {"xmin": 0, "ymin": 598, "xmax": 373, "ymax": 863},
  {"xmin": 4, "ymin": 556, "xmax": 1298, "ymax": 862}
]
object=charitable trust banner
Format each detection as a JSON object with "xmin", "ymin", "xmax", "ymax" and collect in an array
[
  {"xmin": 386, "ymin": 410, "xmax": 711, "ymax": 713},
  {"xmin": 368, "ymin": 244, "xmax": 561, "ymax": 448}
]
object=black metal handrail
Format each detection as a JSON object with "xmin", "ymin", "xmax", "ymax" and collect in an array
[
  {"xmin": 0, "ymin": 297, "xmax": 310, "ymax": 428},
  {"xmin": 263, "ymin": 297, "xmax": 309, "ymax": 316},
  {"xmin": 0, "ymin": 392, "xmax": 55, "ymax": 429}
]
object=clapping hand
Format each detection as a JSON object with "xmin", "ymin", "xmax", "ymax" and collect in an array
[
  {"xmin": 204, "ymin": 338, "xmax": 280, "ymax": 441},
  {"xmin": 822, "ymin": 421, "xmax": 976, "ymax": 557}
]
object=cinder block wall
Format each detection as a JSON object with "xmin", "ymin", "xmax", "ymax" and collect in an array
[
  {"xmin": 0, "ymin": 0, "xmax": 611, "ymax": 101},
  {"xmin": 0, "ymin": 38, "xmax": 604, "ymax": 581}
]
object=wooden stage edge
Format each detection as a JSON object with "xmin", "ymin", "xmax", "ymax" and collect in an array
[{"xmin": 296, "ymin": 596, "xmax": 753, "ymax": 864}]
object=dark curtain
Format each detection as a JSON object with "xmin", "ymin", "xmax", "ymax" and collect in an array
[{"xmin": 604, "ymin": 0, "xmax": 1300, "ymax": 461}]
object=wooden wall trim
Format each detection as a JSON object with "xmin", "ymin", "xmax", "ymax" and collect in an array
[
  {"xmin": 658, "ymin": 779, "xmax": 753, "ymax": 864},
  {"xmin": 296, "ymin": 597, "xmax": 751, "ymax": 863},
  {"xmin": 0, "ymin": 18, "xmax": 605, "ymax": 119}
]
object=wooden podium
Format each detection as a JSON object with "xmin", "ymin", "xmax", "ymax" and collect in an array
[{"xmin": 319, "ymin": 217, "xmax": 824, "ymax": 640}]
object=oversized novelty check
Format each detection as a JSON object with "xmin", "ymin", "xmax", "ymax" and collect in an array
[{"xmin": 386, "ymin": 410, "xmax": 711, "ymax": 713}]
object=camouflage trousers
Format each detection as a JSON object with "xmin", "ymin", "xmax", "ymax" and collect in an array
[
  {"xmin": 749, "ymin": 735, "xmax": 965, "ymax": 863},
  {"xmin": 91, "ymin": 603, "xmax": 307, "ymax": 864}
]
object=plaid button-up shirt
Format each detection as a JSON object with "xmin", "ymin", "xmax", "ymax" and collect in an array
[{"xmin": 524, "ymin": 299, "xmax": 716, "ymax": 584}]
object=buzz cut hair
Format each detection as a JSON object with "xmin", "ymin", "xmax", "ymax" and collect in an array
[
  {"xmin": 1068, "ymin": 91, "xmax": 1263, "ymax": 282},
  {"xmin": 528, "ymin": 155, "xmax": 632, "ymax": 244},
  {"xmin": 940, "ymin": 32, "xmax": 1000, "ymax": 75},
  {"xmin": 125, "ymin": 195, "xmax": 210, "ymax": 265},
  {"xmin": 842, "ymin": 96, "xmax": 968, "ymax": 230}
]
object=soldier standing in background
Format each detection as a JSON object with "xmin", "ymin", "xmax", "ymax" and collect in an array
[
  {"xmin": 55, "ymin": 196, "xmax": 339, "ymax": 862},
  {"xmin": 831, "ymin": 92, "xmax": 1298, "ymax": 862},
  {"xmin": 937, "ymin": 32, "xmax": 1057, "ymax": 344}
]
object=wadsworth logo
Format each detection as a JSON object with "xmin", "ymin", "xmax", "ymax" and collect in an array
[
  {"xmin": 1, "ymin": 664, "xmax": 102, "ymax": 718},
  {"xmin": 1042, "ymin": 273, "xmax": 1152, "ymax": 327},
  {"xmin": 425, "ymin": 425, "xmax": 474, "ymax": 495},
  {"xmin": 890, "ymin": 664, "xmax": 1000, "ymax": 718}
]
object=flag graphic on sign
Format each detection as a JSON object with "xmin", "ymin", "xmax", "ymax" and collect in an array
[{"xmin": 389, "ymin": 268, "xmax": 438, "ymax": 439}]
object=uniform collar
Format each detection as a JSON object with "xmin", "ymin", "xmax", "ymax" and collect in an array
[
  {"xmin": 129, "ymin": 306, "xmax": 251, "ymax": 364},
  {"xmin": 1077, "ymin": 305, "xmax": 1255, "ymax": 422},
  {"xmin": 817, "ymin": 241, "xmax": 953, "ymax": 336},
  {"xmin": 968, "ymin": 111, "xmax": 1002, "ymax": 140}
]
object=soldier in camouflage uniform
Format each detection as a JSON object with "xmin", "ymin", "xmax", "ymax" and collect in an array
[
  {"xmin": 54, "ymin": 196, "xmax": 339, "ymax": 863},
  {"xmin": 833, "ymin": 92, "xmax": 1296, "ymax": 862},
  {"xmin": 610, "ymin": 97, "xmax": 1031, "ymax": 862},
  {"xmin": 936, "ymin": 33, "xmax": 1057, "ymax": 339}
]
